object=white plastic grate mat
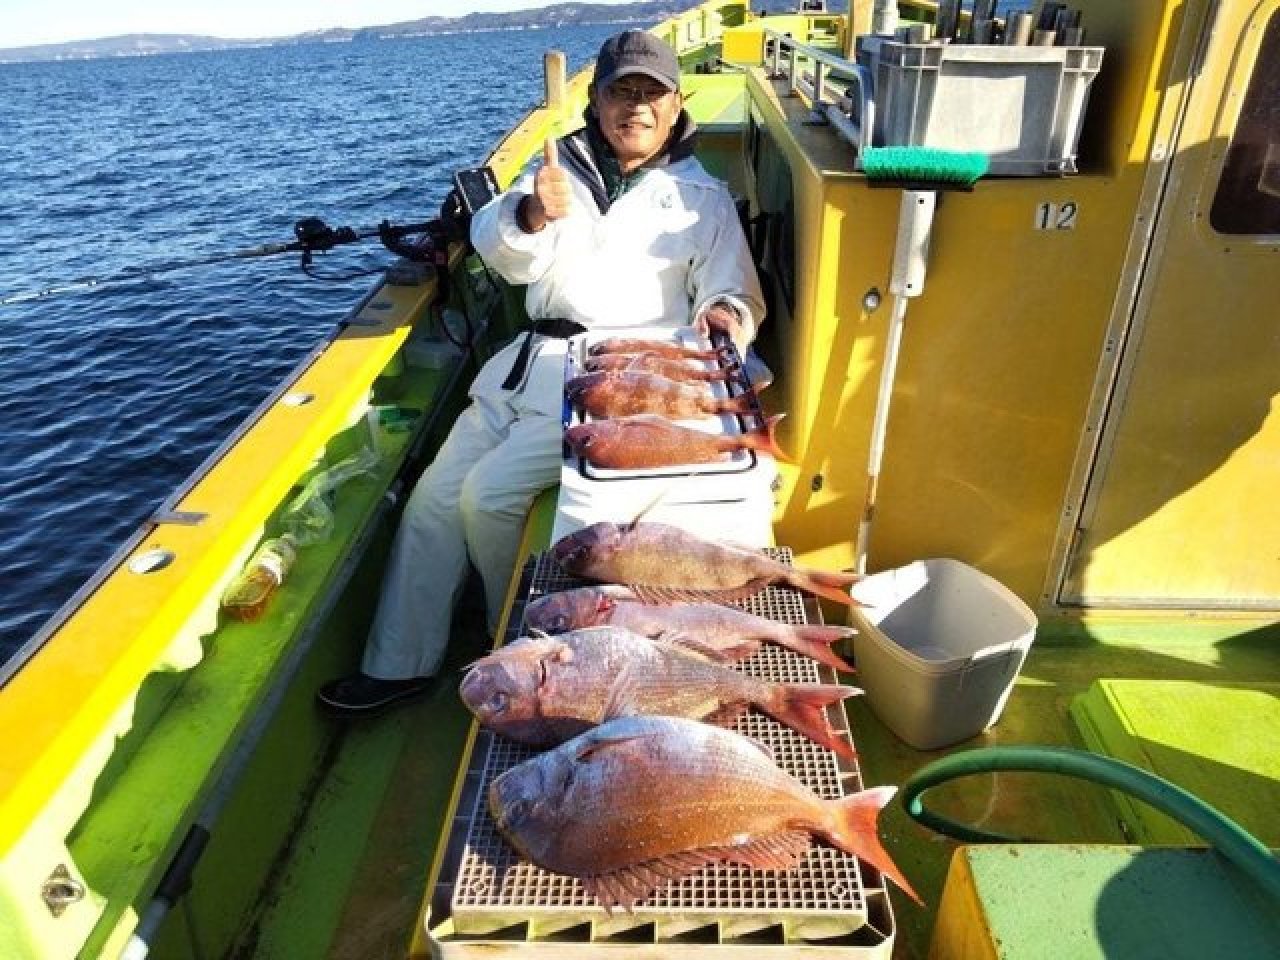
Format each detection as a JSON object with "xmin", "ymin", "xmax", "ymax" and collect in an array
[{"xmin": 441, "ymin": 549, "xmax": 893, "ymax": 944}]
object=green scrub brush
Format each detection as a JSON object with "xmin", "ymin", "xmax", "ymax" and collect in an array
[
  {"xmin": 854, "ymin": 146, "xmax": 989, "ymax": 573},
  {"xmin": 860, "ymin": 145, "xmax": 990, "ymax": 190}
]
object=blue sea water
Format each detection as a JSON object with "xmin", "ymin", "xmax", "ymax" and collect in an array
[{"xmin": 0, "ymin": 25, "xmax": 625, "ymax": 665}]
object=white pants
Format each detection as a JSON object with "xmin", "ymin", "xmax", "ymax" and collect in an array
[{"xmin": 362, "ymin": 341, "xmax": 564, "ymax": 679}]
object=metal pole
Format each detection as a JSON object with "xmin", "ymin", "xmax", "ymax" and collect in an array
[{"xmin": 856, "ymin": 189, "xmax": 937, "ymax": 573}]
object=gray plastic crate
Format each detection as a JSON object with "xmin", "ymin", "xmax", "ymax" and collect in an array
[{"xmin": 862, "ymin": 40, "xmax": 1104, "ymax": 175}]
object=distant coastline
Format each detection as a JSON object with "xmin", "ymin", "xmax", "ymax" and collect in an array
[{"xmin": 0, "ymin": 0, "xmax": 701, "ymax": 64}]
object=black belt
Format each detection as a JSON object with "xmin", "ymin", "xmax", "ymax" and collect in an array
[{"xmin": 501, "ymin": 318, "xmax": 587, "ymax": 390}]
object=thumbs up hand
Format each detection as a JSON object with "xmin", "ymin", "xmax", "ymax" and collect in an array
[{"xmin": 519, "ymin": 137, "xmax": 572, "ymax": 233}]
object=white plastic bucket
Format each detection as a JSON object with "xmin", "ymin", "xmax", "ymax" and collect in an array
[{"xmin": 849, "ymin": 559, "xmax": 1037, "ymax": 750}]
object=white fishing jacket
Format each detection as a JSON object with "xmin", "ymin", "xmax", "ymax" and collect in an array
[{"xmin": 473, "ymin": 155, "xmax": 763, "ymax": 336}]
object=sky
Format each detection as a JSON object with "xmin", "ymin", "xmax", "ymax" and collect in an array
[{"xmin": 2, "ymin": 1, "xmax": 637, "ymax": 49}]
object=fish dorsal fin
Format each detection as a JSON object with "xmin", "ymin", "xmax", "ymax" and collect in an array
[
  {"xmin": 688, "ymin": 634, "xmax": 761, "ymax": 662},
  {"xmin": 600, "ymin": 660, "xmax": 642, "ymax": 718},
  {"xmin": 626, "ymin": 584, "xmax": 681, "ymax": 605},
  {"xmin": 653, "ymin": 631, "xmax": 733, "ymax": 663},
  {"xmin": 623, "ymin": 484, "xmax": 673, "ymax": 531},
  {"xmin": 629, "ymin": 577, "xmax": 773, "ymax": 606},
  {"xmin": 572, "ymin": 730, "xmax": 647, "ymax": 764}
]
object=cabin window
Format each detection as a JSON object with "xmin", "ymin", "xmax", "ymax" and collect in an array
[{"xmin": 1209, "ymin": 10, "xmax": 1280, "ymax": 235}]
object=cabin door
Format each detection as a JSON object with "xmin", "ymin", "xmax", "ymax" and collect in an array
[{"xmin": 1062, "ymin": 3, "xmax": 1280, "ymax": 607}]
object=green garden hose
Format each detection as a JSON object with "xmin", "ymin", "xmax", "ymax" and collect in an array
[{"xmin": 901, "ymin": 745, "xmax": 1280, "ymax": 903}]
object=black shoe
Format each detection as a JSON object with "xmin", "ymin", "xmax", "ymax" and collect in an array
[{"xmin": 316, "ymin": 672, "xmax": 437, "ymax": 717}]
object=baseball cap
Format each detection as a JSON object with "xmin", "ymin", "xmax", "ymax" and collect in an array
[{"xmin": 594, "ymin": 30, "xmax": 680, "ymax": 92}]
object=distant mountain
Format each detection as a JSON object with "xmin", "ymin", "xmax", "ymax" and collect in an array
[
  {"xmin": 0, "ymin": 1, "xmax": 703, "ymax": 64},
  {"xmin": 0, "ymin": 33, "xmax": 268, "ymax": 63}
]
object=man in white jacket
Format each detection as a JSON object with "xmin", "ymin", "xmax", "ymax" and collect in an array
[{"xmin": 319, "ymin": 30, "xmax": 765, "ymax": 715}]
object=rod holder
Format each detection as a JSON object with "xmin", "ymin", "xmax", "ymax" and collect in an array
[{"xmin": 543, "ymin": 51, "xmax": 567, "ymax": 112}]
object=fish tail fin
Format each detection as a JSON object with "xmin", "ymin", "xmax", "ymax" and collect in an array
[
  {"xmin": 787, "ymin": 568, "xmax": 863, "ymax": 606},
  {"xmin": 763, "ymin": 683, "xmax": 861, "ymax": 760},
  {"xmin": 829, "ymin": 787, "xmax": 923, "ymax": 905},
  {"xmin": 789, "ymin": 624, "xmax": 858, "ymax": 672},
  {"xmin": 738, "ymin": 413, "xmax": 792, "ymax": 464}
]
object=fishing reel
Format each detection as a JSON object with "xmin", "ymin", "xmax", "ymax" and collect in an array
[
  {"xmin": 293, "ymin": 215, "xmax": 440, "ymax": 283},
  {"xmin": 377, "ymin": 219, "xmax": 440, "ymax": 265},
  {"xmin": 293, "ymin": 218, "xmax": 359, "ymax": 266}
]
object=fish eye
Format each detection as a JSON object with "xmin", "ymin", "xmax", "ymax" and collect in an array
[
  {"xmin": 488, "ymin": 690, "xmax": 509, "ymax": 714},
  {"xmin": 550, "ymin": 614, "xmax": 568, "ymax": 632}
]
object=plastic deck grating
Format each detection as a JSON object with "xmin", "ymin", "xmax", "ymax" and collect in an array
[{"xmin": 437, "ymin": 549, "xmax": 894, "ymax": 948}]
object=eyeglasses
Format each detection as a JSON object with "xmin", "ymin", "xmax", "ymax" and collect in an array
[{"xmin": 601, "ymin": 81, "xmax": 674, "ymax": 105}]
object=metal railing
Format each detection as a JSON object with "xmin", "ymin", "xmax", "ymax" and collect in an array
[{"xmin": 763, "ymin": 28, "xmax": 875, "ymax": 162}]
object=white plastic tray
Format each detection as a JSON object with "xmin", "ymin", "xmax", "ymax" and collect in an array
[
  {"xmin": 553, "ymin": 326, "xmax": 777, "ymax": 546},
  {"xmin": 565, "ymin": 326, "xmax": 767, "ymax": 481}
]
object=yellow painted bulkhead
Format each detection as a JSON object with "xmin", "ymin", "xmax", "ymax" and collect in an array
[{"xmin": 748, "ymin": 0, "xmax": 1280, "ymax": 622}]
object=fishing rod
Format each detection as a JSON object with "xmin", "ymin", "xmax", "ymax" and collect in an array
[{"xmin": 0, "ymin": 216, "xmax": 437, "ymax": 307}]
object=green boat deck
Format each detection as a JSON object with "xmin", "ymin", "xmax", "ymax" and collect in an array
[
  {"xmin": 1071, "ymin": 679, "xmax": 1280, "ymax": 847},
  {"xmin": 932, "ymin": 845, "xmax": 1280, "ymax": 960}
]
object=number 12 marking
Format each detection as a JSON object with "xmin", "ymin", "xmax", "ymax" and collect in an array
[{"xmin": 1035, "ymin": 201, "xmax": 1078, "ymax": 230}]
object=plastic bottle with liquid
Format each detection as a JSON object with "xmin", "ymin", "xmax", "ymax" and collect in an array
[{"xmin": 221, "ymin": 535, "xmax": 298, "ymax": 622}]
